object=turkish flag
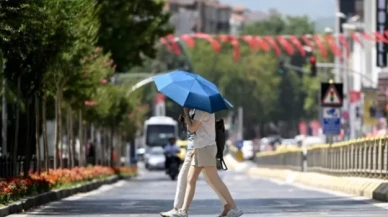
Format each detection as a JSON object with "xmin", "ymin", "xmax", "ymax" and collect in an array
[{"xmin": 349, "ymin": 91, "xmax": 361, "ymax": 103}]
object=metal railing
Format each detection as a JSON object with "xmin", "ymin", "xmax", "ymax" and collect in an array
[{"xmin": 233, "ymin": 136, "xmax": 388, "ymax": 179}]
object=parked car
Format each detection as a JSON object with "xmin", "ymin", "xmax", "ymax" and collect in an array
[
  {"xmin": 145, "ymin": 147, "xmax": 166, "ymax": 170},
  {"xmin": 280, "ymin": 138, "xmax": 298, "ymax": 147}
]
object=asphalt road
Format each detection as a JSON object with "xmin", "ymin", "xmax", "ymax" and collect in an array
[{"xmin": 9, "ymin": 163, "xmax": 388, "ymax": 217}]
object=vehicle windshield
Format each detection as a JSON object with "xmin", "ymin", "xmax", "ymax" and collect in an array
[
  {"xmin": 146, "ymin": 125, "xmax": 175, "ymax": 147},
  {"xmin": 150, "ymin": 149, "xmax": 164, "ymax": 155}
]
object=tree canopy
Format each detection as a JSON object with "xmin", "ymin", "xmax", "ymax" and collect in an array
[
  {"xmin": 0, "ymin": 0, "xmax": 170, "ymax": 172},
  {"xmin": 96, "ymin": 0, "xmax": 173, "ymax": 72}
]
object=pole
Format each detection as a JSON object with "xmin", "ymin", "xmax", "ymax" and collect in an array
[
  {"xmin": 237, "ymin": 107, "xmax": 243, "ymax": 140},
  {"xmin": 334, "ymin": 0, "xmax": 341, "ymax": 82}
]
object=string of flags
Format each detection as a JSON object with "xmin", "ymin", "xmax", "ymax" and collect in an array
[{"xmin": 159, "ymin": 32, "xmax": 388, "ymax": 61}]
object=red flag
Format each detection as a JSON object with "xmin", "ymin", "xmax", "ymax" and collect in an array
[
  {"xmin": 160, "ymin": 37, "xmax": 173, "ymax": 52},
  {"xmin": 231, "ymin": 40, "xmax": 240, "ymax": 61},
  {"xmin": 276, "ymin": 36, "xmax": 294, "ymax": 55},
  {"xmin": 264, "ymin": 36, "xmax": 281, "ymax": 56},
  {"xmin": 166, "ymin": 34, "xmax": 181, "ymax": 55},
  {"xmin": 351, "ymin": 32, "xmax": 363, "ymax": 47},
  {"xmin": 254, "ymin": 36, "xmax": 271, "ymax": 51},
  {"xmin": 374, "ymin": 31, "xmax": 388, "ymax": 43},
  {"xmin": 338, "ymin": 34, "xmax": 350, "ymax": 57},
  {"xmin": 241, "ymin": 35, "xmax": 259, "ymax": 51},
  {"xmin": 325, "ymin": 34, "xmax": 341, "ymax": 57},
  {"xmin": 193, "ymin": 33, "xmax": 221, "ymax": 53},
  {"xmin": 312, "ymin": 35, "xmax": 328, "ymax": 59},
  {"xmin": 362, "ymin": 32, "xmax": 375, "ymax": 41},
  {"xmin": 179, "ymin": 34, "xmax": 195, "ymax": 48},
  {"xmin": 217, "ymin": 35, "xmax": 240, "ymax": 61},
  {"xmin": 301, "ymin": 35, "xmax": 314, "ymax": 51},
  {"xmin": 289, "ymin": 36, "xmax": 306, "ymax": 56}
]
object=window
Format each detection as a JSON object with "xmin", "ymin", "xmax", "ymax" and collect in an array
[
  {"xmin": 355, "ymin": 0, "xmax": 364, "ymax": 20},
  {"xmin": 146, "ymin": 125, "xmax": 176, "ymax": 147}
]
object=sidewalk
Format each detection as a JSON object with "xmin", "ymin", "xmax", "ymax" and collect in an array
[{"xmin": 224, "ymin": 155, "xmax": 388, "ymax": 203}]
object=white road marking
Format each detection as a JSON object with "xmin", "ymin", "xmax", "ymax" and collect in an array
[{"xmin": 65, "ymin": 180, "xmax": 126, "ymax": 200}]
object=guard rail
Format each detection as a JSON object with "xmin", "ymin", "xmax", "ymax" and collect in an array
[{"xmin": 229, "ymin": 136, "xmax": 388, "ymax": 178}]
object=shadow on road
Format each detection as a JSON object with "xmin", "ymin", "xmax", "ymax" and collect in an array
[{"xmin": 29, "ymin": 197, "xmax": 378, "ymax": 216}]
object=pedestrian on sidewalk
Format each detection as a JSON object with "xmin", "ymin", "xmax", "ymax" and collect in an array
[
  {"xmin": 160, "ymin": 108, "xmax": 228, "ymax": 217},
  {"xmin": 172, "ymin": 107, "xmax": 242, "ymax": 217}
]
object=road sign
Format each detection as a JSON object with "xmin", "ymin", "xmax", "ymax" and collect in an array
[
  {"xmin": 322, "ymin": 107, "xmax": 341, "ymax": 135},
  {"xmin": 321, "ymin": 83, "xmax": 343, "ymax": 107}
]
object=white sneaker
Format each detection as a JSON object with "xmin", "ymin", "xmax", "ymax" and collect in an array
[
  {"xmin": 160, "ymin": 209, "xmax": 178, "ymax": 217},
  {"xmin": 226, "ymin": 207, "xmax": 243, "ymax": 217},
  {"xmin": 171, "ymin": 209, "xmax": 188, "ymax": 217}
]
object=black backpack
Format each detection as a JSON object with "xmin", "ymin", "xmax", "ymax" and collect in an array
[{"xmin": 215, "ymin": 119, "xmax": 228, "ymax": 170}]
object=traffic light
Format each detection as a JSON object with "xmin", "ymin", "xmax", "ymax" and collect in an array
[
  {"xmin": 278, "ymin": 60, "xmax": 285, "ymax": 75},
  {"xmin": 309, "ymin": 56, "xmax": 317, "ymax": 76},
  {"xmin": 355, "ymin": 106, "xmax": 360, "ymax": 118},
  {"xmin": 369, "ymin": 105, "xmax": 376, "ymax": 118}
]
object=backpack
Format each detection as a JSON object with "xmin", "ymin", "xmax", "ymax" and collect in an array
[{"xmin": 215, "ymin": 119, "xmax": 228, "ymax": 170}]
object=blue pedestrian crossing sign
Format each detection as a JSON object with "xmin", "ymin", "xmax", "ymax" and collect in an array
[
  {"xmin": 322, "ymin": 107, "xmax": 341, "ymax": 135},
  {"xmin": 236, "ymin": 140, "xmax": 243, "ymax": 149}
]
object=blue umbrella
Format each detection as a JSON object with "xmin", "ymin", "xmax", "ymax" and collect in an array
[{"xmin": 153, "ymin": 70, "xmax": 233, "ymax": 113}]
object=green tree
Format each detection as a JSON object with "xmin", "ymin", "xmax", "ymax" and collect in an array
[
  {"xmin": 96, "ymin": 0, "xmax": 173, "ymax": 72},
  {"xmin": 43, "ymin": 0, "xmax": 100, "ymax": 169},
  {"xmin": 0, "ymin": 0, "xmax": 70, "ymax": 175},
  {"xmin": 241, "ymin": 14, "xmax": 316, "ymax": 137}
]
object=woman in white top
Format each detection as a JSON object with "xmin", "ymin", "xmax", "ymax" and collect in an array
[{"xmin": 172, "ymin": 108, "xmax": 243, "ymax": 217}]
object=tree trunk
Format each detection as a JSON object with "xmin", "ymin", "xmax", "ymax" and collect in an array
[
  {"xmin": 12, "ymin": 76, "xmax": 21, "ymax": 176},
  {"xmin": 55, "ymin": 88, "xmax": 64, "ymax": 169},
  {"xmin": 42, "ymin": 90, "xmax": 49, "ymax": 172},
  {"xmin": 23, "ymin": 99, "xmax": 31, "ymax": 178},
  {"xmin": 54, "ymin": 89, "xmax": 59, "ymax": 169},
  {"xmin": 83, "ymin": 123, "xmax": 88, "ymax": 165},
  {"xmin": 59, "ymin": 96, "xmax": 64, "ymax": 168},
  {"xmin": 67, "ymin": 107, "xmax": 74, "ymax": 168},
  {"xmin": 35, "ymin": 94, "xmax": 41, "ymax": 174},
  {"xmin": 110, "ymin": 127, "xmax": 114, "ymax": 167},
  {"xmin": 78, "ymin": 109, "xmax": 83, "ymax": 166},
  {"xmin": 104, "ymin": 129, "xmax": 108, "ymax": 166},
  {"xmin": 96, "ymin": 127, "xmax": 101, "ymax": 165}
]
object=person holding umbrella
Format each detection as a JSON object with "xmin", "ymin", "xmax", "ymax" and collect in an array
[
  {"xmin": 169, "ymin": 107, "xmax": 242, "ymax": 217},
  {"xmin": 153, "ymin": 71, "xmax": 242, "ymax": 217},
  {"xmin": 160, "ymin": 110, "xmax": 228, "ymax": 217}
]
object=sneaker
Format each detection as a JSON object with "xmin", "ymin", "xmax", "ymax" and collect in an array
[
  {"xmin": 160, "ymin": 209, "xmax": 178, "ymax": 217},
  {"xmin": 226, "ymin": 207, "xmax": 243, "ymax": 217},
  {"xmin": 171, "ymin": 209, "xmax": 188, "ymax": 217}
]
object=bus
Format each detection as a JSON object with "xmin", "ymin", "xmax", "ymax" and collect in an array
[{"xmin": 137, "ymin": 116, "xmax": 178, "ymax": 160}]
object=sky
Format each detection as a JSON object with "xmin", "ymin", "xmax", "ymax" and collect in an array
[{"xmin": 220, "ymin": 0, "xmax": 336, "ymax": 20}]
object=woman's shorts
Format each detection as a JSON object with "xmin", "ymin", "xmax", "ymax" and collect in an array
[{"xmin": 191, "ymin": 145, "xmax": 217, "ymax": 167}]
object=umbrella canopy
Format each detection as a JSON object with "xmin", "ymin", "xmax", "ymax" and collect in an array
[{"xmin": 153, "ymin": 70, "xmax": 233, "ymax": 113}]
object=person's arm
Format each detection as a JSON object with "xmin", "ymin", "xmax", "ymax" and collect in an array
[{"xmin": 183, "ymin": 108, "xmax": 203, "ymax": 133}]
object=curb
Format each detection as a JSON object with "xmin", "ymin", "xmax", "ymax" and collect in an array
[
  {"xmin": 224, "ymin": 155, "xmax": 388, "ymax": 202},
  {"xmin": 0, "ymin": 175, "xmax": 132, "ymax": 217}
]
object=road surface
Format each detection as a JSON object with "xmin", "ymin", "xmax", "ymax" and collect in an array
[{"xmin": 9, "ymin": 163, "xmax": 388, "ymax": 217}]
